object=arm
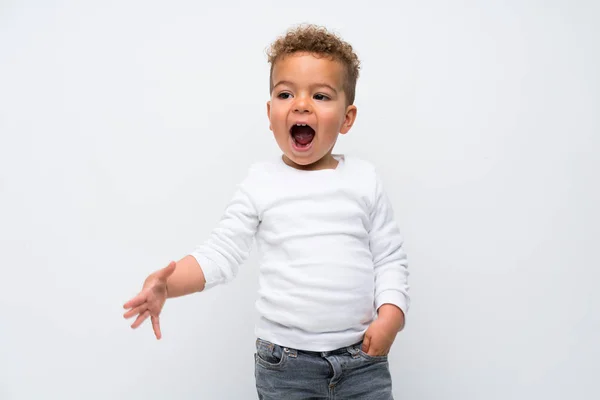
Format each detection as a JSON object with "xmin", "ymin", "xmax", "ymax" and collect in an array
[
  {"xmin": 163, "ymin": 255, "xmax": 206, "ymax": 298},
  {"xmin": 188, "ymin": 184, "xmax": 260, "ymax": 290},
  {"xmin": 160, "ymin": 181, "xmax": 260, "ymax": 297},
  {"xmin": 370, "ymin": 172, "xmax": 410, "ymax": 323},
  {"xmin": 362, "ymin": 171, "xmax": 410, "ymax": 355},
  {"xmin": 123, "ymin": 174, "xmax": 260, "ymax": 338},
  {"xmin": 377, "ymin": 304, "xmax": 405, "ymax": 332}
]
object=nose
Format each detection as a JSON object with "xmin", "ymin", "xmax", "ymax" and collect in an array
[{"xmin": 293, "ymin": 95, "xmax": 312, "ymax": 113}]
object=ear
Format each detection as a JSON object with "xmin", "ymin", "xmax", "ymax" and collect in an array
[
  {"xmin": 340, "ymin": 105, "xmax": 357, "ymax": 135},
  {"xmin": 266, "ymin": 100, "xmax": 272, "ymax": 131}
]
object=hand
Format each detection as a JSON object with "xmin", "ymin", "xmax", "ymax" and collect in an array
[
  {"xmin": 123, "ymin": 261, "xmax": 176, "ymax": 339},
  {"xmin": 362, "ymin": 304, "xmax": 405, "ymax": 356}
]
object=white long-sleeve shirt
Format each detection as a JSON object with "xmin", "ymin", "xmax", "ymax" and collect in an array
[{"xmin": 190, "ymin": 155, "xmax": 410, "ymax": 351}]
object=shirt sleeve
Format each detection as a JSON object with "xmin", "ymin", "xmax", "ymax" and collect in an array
[
  {"xmin": 189, "ymin": 176, "xmax": 260, "ymax": 290},
  {"xmin": 369, "ymin": 171, "xmax": 410, "ymax": 318}
]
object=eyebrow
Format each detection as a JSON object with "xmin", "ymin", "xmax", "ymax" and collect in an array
[{"xmin": 273, "ymin": 80, "xmax": 338, "ymax": 93}]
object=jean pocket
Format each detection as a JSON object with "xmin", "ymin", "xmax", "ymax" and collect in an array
[
  {"xmin": 255, "ymin": 339, "xmax": 288, "ymax": 370},
  {"xmin": 359, "ymin": 349, "xmax": 388, "ymax": 362},
  {"xmin": 354, "ymin": 343, "xmax": 388, "ymax": 362}
]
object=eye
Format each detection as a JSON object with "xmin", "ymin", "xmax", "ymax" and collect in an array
[
  {"xmin": 277, "ymin": 92, "xmax": 292, "ymax": 99},
  {"xmin": 314, "ymin": 93, "xmax": 330, "ymax": 101}
]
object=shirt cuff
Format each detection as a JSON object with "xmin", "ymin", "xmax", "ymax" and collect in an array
[
  {"xmin": 375, "ymin": 290, "xmax": 409, "ymax": 319},
  {"xmin": 189, "ymin": 252, "xmax": 222, "ymax": 290}
]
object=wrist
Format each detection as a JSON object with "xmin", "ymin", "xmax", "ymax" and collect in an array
[{"xmin": 377, "ymin": 304, "xmax": 405, "ymax": 331}]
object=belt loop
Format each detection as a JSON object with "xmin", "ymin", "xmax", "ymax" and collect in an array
[
  {"xmin": 283, "ymin": 347, "xmax": 298, "ymax": 358},
  {"xmin": 347, "ymin": 344, "xmax": 360, "ymax": 359}
]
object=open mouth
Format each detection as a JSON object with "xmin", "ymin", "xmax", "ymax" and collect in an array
[{"xmin": 290, "ymin": 123, "xmax": 315, "ymax": 149}]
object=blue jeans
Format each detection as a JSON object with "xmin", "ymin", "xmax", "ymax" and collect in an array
[{"xmin": 255, "ymin": 338, "xmax": 394, "ymax": 399}]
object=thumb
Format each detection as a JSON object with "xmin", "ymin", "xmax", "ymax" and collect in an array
[
  {"xmin": 158, "ymin": 261, "xmax": 176, "ymax": 279},
  {"xmin": 362, "ymin": 333, "xmax": 371, "ymax": 353}
]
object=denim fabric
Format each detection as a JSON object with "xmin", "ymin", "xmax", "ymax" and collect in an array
[{"xmin": 255, "ymin": 338, "xmax": 394, "ymax": 399}]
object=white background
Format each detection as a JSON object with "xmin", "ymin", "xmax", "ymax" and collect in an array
[{"xmin": 1, "ymin": 0, "xmax": 598, "ymax": 399}]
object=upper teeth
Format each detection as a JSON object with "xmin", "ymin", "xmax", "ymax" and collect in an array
[{"xmin": 296, "ymin": 123, "xmax": 307, "ymax": 126}]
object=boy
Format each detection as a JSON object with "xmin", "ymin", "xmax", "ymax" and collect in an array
[{"xmin": 123, "ymin": 24, "xmax": 410, "ymax": 399}]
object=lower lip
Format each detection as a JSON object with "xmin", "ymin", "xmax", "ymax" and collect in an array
[{"xmin": 290, "ymin": 136, "xmax": 314, "ymax": 152}]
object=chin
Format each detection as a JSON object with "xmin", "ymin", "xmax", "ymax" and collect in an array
[
  {"xmin": 287, "ymin": 155, "xmax": 312, "ymax": 166},
  {"xmin": 295, "ymin": 154, "xmax": 332, "ymax": 168}
]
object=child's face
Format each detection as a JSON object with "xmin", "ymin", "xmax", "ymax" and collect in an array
[{"xmin": 267, "ymin": 52, "xmax": 357, "ymax": 170}]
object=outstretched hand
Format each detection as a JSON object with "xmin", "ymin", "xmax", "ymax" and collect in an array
[{"xmin": 123, "ymin": 261, "xmax": 176, "ymax": 339}]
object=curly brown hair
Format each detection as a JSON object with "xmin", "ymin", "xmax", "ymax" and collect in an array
[{"xmin": 267, "ymin": 24, "xmax": 361, "ymax": 105}]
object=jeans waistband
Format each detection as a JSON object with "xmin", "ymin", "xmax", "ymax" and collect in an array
[
  {"xmin": 257, "ymin": 339, "xmax": 363, "ymax": 358},
  {"xmin": 301, "ymin": 340, "xmax": 362, "ymax": 356}
]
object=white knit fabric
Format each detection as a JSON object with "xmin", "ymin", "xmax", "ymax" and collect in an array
[{"xmin": 191, "ymin": 155, "xmax": 409, "ymax": 351}]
